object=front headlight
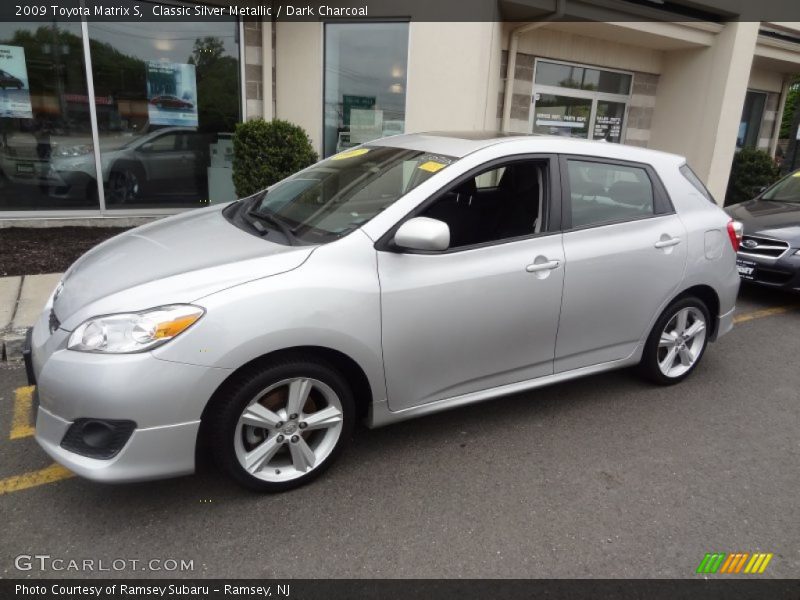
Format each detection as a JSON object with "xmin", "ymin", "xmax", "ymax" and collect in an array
[{"xmin": 67, "ymin": 305, "xmax": 204, "ymax": 353}]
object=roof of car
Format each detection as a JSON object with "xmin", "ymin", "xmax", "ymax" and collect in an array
[{"xmin": 375, "ymin": 131, "xmax": 686, "ymax": 165}]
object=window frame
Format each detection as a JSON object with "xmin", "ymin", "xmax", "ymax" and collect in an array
[
  {"xmin": 375, "ymin": 153, "xmax": 561, "ymax": 254},
  {"xmin": 558, "ymin": 154, "xmax": 674, "ymax": 232}
]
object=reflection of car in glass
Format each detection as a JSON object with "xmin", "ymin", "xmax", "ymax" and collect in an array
[
  {"xmin": 29, "ymin": 133, "xmax": 740, "ymax": 492},
  {"xmin": 149, "ymin": 95, "xmax": 194, "ymax": 110},
  {"xmin": 55, "ymin": 127, "xmax": 210, "ymax": 203},
  {"xmin": 726, "ymin": 169, "xmax": 800, "ymax": 292},
  {"xmin": 0, "ymin": 69, "xmax": 24, "ymax": 89},
  {"xmin": 0, "ymin": 127, "xmax": 209, "ymax": 203}
]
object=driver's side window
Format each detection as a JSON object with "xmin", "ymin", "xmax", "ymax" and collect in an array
[
  {"xmin": 419, "ymin": 159, "xmax": 546, "ymax": 249},
  {"xmin": 146, "ymin": 133, "xmax": 179, "ymax": 152}
]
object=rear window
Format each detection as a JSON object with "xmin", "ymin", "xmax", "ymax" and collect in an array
[{"xmin": 680, "ymin": 164, "xmax": 715, "ymax": 203}]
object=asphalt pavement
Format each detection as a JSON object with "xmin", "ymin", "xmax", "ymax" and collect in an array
[{"xmin": 0, "ymin": 284, "xmax": 798, "ymax": 579}]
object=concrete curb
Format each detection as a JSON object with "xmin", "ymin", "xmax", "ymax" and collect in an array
[{"xmin": 0, "ymin": 273, "xmax": 62, "ymax": 362}]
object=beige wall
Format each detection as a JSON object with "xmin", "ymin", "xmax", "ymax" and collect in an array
[
  {"xmin": 405, "ymin": 22, "xmax": 502, "ymax": 133},
  {"xmin": 650, "ymin": 22, "xmax": 760, "ymax": 201},
  {"xmin": 510, "ymin": 25, "xmax": 664, "ymax": 75},
  {"xmin": 274, "ymin": 22, "xmax": 323, "ymax": 152},
  {"xmin": 748, "ymin": 67, "xmax": 784, "ymax": 92}
]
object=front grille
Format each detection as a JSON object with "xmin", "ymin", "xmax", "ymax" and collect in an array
[{"xmin": 739, "ymin": 235, "xmax": 790, "ymax": 259}]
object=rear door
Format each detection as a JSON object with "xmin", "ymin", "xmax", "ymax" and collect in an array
[{"xmin": 555, "ymin": 156, "xmax": 687, "ymax": 372}]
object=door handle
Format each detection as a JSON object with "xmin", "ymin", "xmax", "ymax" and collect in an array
[
  {"xmin": 526, "ymin": 260, "xmax": 560, "ymax": 273},
  {"xmin": 654, "ymin": 237, "xmax": 681, "ymax": 249}
]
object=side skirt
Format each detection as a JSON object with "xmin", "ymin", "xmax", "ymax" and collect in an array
[{"xmin": 367, "ymin": 354, "xmax": 641, "ymax": 428}]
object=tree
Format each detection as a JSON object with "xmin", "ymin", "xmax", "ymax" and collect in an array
[
  {"xmin": 781, "ymin": 78, "xmax": 800, "ymax": 174},
  {"xmin": 189, "ymin": 37, "xmax": 225, "ymax": 75}
]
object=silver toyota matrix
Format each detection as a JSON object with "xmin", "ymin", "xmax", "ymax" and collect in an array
[{"xmin": 27, "ymin": 133, "xmax": 741, "ymax": 492}]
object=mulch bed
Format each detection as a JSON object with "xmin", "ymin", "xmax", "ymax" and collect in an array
[{"xmin": 0, "ymin": 227, "xmax": 132, "ymax": 277}]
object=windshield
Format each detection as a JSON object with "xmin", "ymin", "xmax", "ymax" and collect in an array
[
  {"xmin": 247, "ymin": 146, "xmax": 455, "ymax": 244},
  {"xmin": 761, "ymin": 171, "xmax": 800, "ymax": 203}
]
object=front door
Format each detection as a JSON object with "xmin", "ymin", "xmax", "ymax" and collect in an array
[{"xmin": 378, "ymin": 157, "xmax": 565, "ymax": 411}]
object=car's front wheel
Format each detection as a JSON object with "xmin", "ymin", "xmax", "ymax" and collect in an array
[
  {"xmin": 209, "ymin": 358, "xmax": 354, "ymax": 492},
  {"xmin": 640, "ymin": 297, "xmax": 710, "ymax": 385}
]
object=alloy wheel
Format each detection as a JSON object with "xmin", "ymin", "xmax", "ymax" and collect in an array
[
  {"xmin": 657, "ymin": 306, "xmax": 707, "ymax": 378},
  {"xmin": 108, "ymin": 169, "xmax": 140, "ymax": 203},
  {"xmin": 233, "ymin": 377, "xmax": 344, "ymax": 483}
]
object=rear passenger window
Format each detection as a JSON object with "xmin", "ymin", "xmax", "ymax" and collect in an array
[
  {"xmin": 679, "ymin": 164, "xmax": 716, "ymax": 203},
  {"xmin": 567, "ymin": 160, "xmax": 655, "ymax": 228}
]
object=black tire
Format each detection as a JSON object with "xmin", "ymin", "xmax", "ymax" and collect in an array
[
  {"xmin": 639, "ymin": 296, "xmax": 711, "ymax": 386},
  {"xmin": 107, "ymin": 162, "xmax": 144, "ymax": 204},
  {"xmin": 208, "ymin": 357, "xmax": 355, "ymax": 492}
]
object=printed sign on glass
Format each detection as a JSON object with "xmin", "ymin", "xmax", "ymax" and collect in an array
[
  {"xmin": 146, "ymin": 61, "xmax": 198, "ymax": 127},
  {"xmin": 0, "ymin": 45, "xmax": 33, "ymax": 118}
]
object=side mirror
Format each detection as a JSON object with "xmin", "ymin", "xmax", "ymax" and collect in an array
[
  {"xmin": 140, "ymin": 142, "xmax": 154, "ymax": 153},
  {"xmin": 393, "ymin": 217, "xmax": 450, "ymax": 252}
]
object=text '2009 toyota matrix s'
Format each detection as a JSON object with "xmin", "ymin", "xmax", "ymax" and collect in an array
[{"xmin": 27, "ymin": 133, "xmax": 741, "ymax": 492}]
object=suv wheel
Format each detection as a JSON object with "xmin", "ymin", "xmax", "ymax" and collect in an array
[
  {"xmin": 209, "ymin": 358, "xmax": 354, "ymax": 492},
  {"xmin": 640, "ymin": 297, "xmax": 710, "ymax": 385}
]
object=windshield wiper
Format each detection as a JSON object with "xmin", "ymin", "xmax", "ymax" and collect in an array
[{"xmin": 246, "ymin": 209, "xmax": 296, "ymax": 246}]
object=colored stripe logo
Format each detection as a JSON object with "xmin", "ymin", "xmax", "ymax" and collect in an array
[{"xmin": 696, "ymin": 552, "xmax": 773, "ymax": 574}]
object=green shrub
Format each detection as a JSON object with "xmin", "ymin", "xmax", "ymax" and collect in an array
[
  {"xmin": 232, "ymin": 119, "xmax": 317, "ymax": 197},
  {"xmin": 724, "ymin": 148, "xmax": 779, "ymax": 206}
]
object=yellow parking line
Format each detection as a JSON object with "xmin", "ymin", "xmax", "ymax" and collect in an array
[
  {"xmin": 0, "ymin": 463, "xmax": 74, "ymax": 496},
  {"xmin": 10, "ymin": 386, "xmax": 36, "ymax": 440},
  {"xmin": 734, "ymin": 305, "xmax": 798, "ymax": 324}
]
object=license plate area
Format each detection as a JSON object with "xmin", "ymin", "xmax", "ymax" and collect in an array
[
  {"xmin": 16, "ymin": 162, "xmax": 35, "ymax": 174},
  {"xmin": 736, "ymin": 257, "xmax": 757, "ymax": 281}
]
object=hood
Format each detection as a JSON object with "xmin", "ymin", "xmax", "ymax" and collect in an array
[
  {"xmin": 55, "ymin": 203, "xmax": 315, "ymax": 329},
  {"xmin": 726, "ymin": 200, "xmax": 800, "ymax": 242}
]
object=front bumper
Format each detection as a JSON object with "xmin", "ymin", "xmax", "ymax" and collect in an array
[
  {"xmin": 36, "ymin": 407, "xmax": 200, "ymax": 483},
  {"xmin": 736, "ymin": 250, "xmax": 800, "ymax": 292},
  {"xmin": 30, "ymin": 310, "xmax": 232, "ymax": 483}
]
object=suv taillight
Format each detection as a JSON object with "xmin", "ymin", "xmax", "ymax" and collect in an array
[{"xmin": 727, "ymin": 219, "xmax": 743, "ymax": 252}]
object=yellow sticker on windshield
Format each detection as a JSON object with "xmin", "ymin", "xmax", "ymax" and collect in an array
[
  {"xmin": 418, "ymin": 161, "xmax": 446, "ymax": 173},
  {"xmin": 331, "ymin": 148, "xmax": 370, "ymax": 160}
]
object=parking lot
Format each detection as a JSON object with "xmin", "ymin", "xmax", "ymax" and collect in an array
[{"xmin": 0, "ymin": 284, "xmax": 798, "ymax": 579}]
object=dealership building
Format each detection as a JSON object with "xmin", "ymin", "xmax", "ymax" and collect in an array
[{"xmin": 1, "ymin": 0, "xmax": 800, "ymax": 222}]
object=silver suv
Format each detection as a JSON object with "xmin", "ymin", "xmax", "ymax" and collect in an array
[{"xmin": 28, "ymin": 133, "xmax": 741, "ymax": 492}]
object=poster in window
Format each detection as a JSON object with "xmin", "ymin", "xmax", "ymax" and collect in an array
[
  {"xmin": 0, "ymin": 45, "xmax": 33, "ymax": 118},
  {"xmin": 146, "ymin": 61, "xmax": 198, "ymax": 127}
]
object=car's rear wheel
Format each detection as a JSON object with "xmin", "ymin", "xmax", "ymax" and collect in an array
[
  {"xmin": 640, "ymin": 297, "xmax": 710, "ymax": 385},
  {"xmin": 209, "ymin": 358, "xmax": 354, "ymax": 492},
  {"xmin": 107, "ymin": 163, "xmax": 144, "ymax": 204}
]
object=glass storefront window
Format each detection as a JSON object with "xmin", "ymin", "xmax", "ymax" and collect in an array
[
  {"xmin": 737, "ymin": 90, "xmax": 766, "ymax": 149},
  {"xmin": 88, "ymin": 2, "xmax": 240, "ymax": 209},
  {"xmin": 323, "ymin": 22, "xmax": 409, "ymax": 158},
  {"xmin": 0, "ymin": 22, "xmax": 98, "ymax": 211},
  {"xmin": 532, "ymin": 94, "xmax": 591, "ymax": 138},
  {"xmin": 535, "ymin": 61, "xmax": 631, "ymax": 95},
  {"xmin": 594, "ymin": 101, "xmax": 626, "ymax": 143}
]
